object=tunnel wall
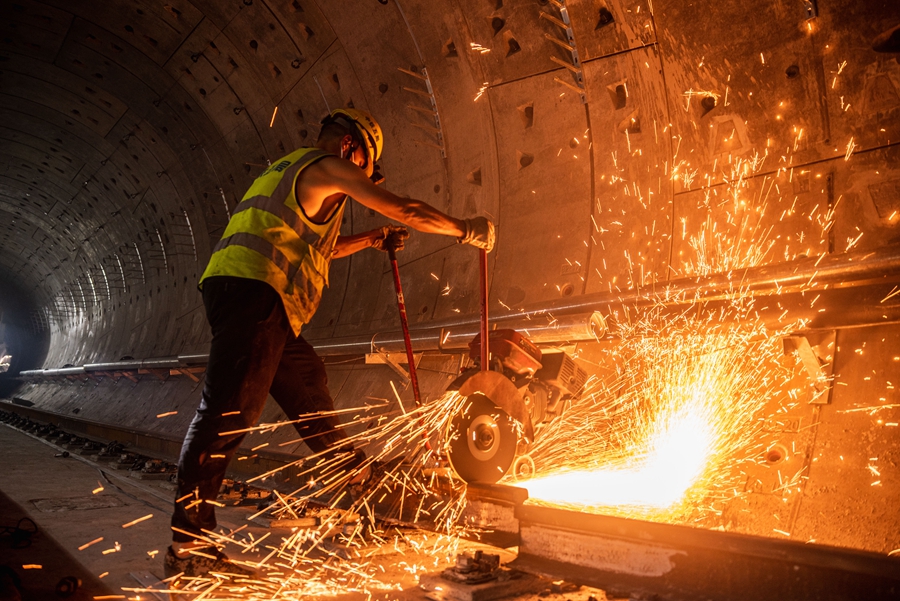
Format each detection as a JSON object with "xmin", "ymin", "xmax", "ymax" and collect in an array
[
  {"xmin": 2, "ymin": 0, "xmax": 896, "ymax": 368},
  {"xmin": 1, "ymin": 0, "xmax": 898, "ymax": 555}
]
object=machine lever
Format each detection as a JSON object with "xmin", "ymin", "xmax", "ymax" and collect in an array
[
  {"xmin": 386, "ymin": 235, "xmax": 422, "ymax": 409},
  {"xmin": 479, "ymin": 248, "xmax": 489, "ymax": 371}
]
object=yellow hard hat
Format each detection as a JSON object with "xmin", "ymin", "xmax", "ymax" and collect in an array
[{"xmin": 327, "ymin": 108, "xmax": 383, "ymax": 177}]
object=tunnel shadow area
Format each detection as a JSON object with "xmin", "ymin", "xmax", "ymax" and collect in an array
[
  {"xmin": 0, "ymin": 489, "xmax": 115, "ymax": 601},
  {"xmin": 0, "ymin": 271, "xmax": 49, "ymax": 399}
]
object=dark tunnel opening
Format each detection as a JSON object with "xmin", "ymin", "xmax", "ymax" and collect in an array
[{"xmin": 0, "ymin": 271, "xmax": 49, "ymax": 397}]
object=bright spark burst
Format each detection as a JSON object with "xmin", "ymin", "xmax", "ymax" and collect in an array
[
  {"xmin": 101, "ymin": 36, "xmax": 866, "ymax": 597},
  {"xmin": 520, "ymin": 304, "xmax": 798, "ymax": 523},
  {"xmin": 145, "ymin": 392, "xmax": 474, "ymax": 598}
]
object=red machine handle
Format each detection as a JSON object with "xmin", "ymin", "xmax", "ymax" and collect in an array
[
  {"xmin": 387, "ymin": 244, "xmax": 422, "ymax": 409},
  {"xmin": 386, "ymin": 240, "xmax": 433, "ymax": 454},
  {"xmin": 479, "ymin": 248, "xmax": 489, "ymax": 371}
]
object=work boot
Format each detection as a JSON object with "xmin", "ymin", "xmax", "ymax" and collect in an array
[{"xmin": 163, "ymin": 546, "xmax": 257, "ymax": 579}]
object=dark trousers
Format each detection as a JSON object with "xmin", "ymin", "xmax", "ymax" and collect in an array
[{"xmin": 171, "ymin": 276, "xmax": 356, "ymax": 542}]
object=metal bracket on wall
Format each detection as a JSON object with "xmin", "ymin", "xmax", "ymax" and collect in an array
[
  {"xmin": 782, "ymin": 331, "xmax": 835, "ymax": 404},
  {"xmin": 803, "ymin": 0, "xmax": 818, "ymax": 20},
  {"xmin": 365, "ymin": 351, "xmax": 423, "ymax": 382},
  {"xmin": 542, "ymin": 0, "xmax": 586, "ymax": 104},
  {"xmin": 400, "ymin": 67, "xmax": 446, "ymax": 157}
]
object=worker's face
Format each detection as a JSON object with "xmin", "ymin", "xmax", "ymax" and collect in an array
[{"xmin": 341, "ymin": 135, "xmax": 368, "ymax": 171}]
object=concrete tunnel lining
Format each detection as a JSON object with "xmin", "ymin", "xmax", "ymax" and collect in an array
[{"xmin": 0, "ymin": 0, "xmax": 898, "ymax": 587}]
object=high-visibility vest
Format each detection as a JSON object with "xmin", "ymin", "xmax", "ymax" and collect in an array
[{"xmin": 200, "ymin": 148, "xmax": 345, "ymax": 335}]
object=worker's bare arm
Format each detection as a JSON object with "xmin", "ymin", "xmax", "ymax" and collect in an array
[
  {"xmin": 302, "ymin": 157, "xmax": 466, "ymax": 237},
  {"xmin": 333, "ymin": 225, "xmax": 409, "ymax": 259},
  {"xmin": 332, "ymin": 230, "xmax": 380, "ymax": 259}
]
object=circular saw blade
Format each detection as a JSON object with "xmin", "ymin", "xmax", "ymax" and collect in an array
[{"xmin": 446, "ymin": 393, "xmax": 517, "ymax": 484}]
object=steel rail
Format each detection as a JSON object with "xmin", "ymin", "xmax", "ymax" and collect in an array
[
  {"xmin": 463, "ymin": 484, "xmax": 900, "ymax": 601},
  {"xmin": 308, "ymin": 241, "xmax": 900, "ymax": 355},
  {"xmin": 6, "ymin": 394, "xmax": 900, "ymax": 599},
  {"xmin": 0, "ymin": 400, "xmax": 299, "ymax": 481},
  {"xmin": 19, "ymin": 243, "xmax": 900, "ymax": 377}
]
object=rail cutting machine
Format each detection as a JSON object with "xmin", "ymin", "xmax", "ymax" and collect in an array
[{"xmin": 445, "ymin": 328, "xmax": 589, "ymax": 483}]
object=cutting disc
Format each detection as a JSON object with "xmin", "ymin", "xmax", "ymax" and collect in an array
[{"xmin": 446, "ymin": 393, "xmax": 518, "ymax": 484}]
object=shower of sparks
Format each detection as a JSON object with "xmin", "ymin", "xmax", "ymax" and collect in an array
[
  {"xmin": 78, "ymin": 537, "xmax": 103, "ymax": 551},
  {"xmin": 844, "ymin": 136, "xmax": 857, "ymax": 161},
  {"xmin": 142, "ymin": 392, "xmax": 475, "ymax": 598},
  {"xmin": 134, "ymin": 295, "xmax": 810, "ymax": 598},
  {"xmin": 474, "ymin": 82, "xmax": 489, "ymax": 102},
  {"xmin": 520, "ymin": 304, "xmax": 798, "ymax": 522},
  {"xmin": 121, "ymin": 514, "xmax": 154, "ymax": 528},
  {"xmin": 682, "ymin": 88, "xmax": 720, "ymax": 112},
  {"xmin": 882, "ymin": 286, "xmax": 900, "ymax": 303},
  {"xmin": 91, "ymin": 35, "xmax": 890, "ymax": 599}
]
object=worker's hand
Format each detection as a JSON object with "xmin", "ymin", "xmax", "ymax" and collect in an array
[
  {"xmin": 372, "ymin": 225, "xmax": 410, "ymax": 252},
  {"xmin": 458, "ymin": 217, "xmax": 495, "ymax": 252}
]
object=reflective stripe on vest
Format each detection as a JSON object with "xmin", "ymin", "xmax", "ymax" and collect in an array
[
  {"xmin": 200, "ymin": 147, "xmax": 345, "ymax": 335},
  {"xmin": 213, "ymin": 233, "xmax": 302, "ymax": 283}
]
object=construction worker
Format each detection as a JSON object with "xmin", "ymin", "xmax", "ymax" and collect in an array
[{"xmin": 165, "ymin": 108, "xmax": 494, "ymax": 577}]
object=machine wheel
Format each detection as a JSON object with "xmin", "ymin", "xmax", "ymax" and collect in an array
[
  {"xmin": 446, "ymin": 393, "xmax": 518, "ymax": 484},
  {"xmin": 511, "ymin": 454, "xmax": 536, "ymax": 482}
]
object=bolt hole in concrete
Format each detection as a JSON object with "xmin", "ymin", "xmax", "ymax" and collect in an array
[
  {"xmin": 506, "ymin": 35, "xmax": 521, "ymax": 56},
  {"xmin": 444, "ymin": 39, "xmax": 458, "ymax": 57},
  {"xmin": 786, "ymin": 64, "xmax": 800, "ymax": 79},
  {"xmin": 491, "ymin": 17, "xmax": 505, "ymax": 35},
  {"xmin": 608, "ymin": 82, "xmax": 627, "ymax": 109},
  {"xmin": 765, "ymin": 444, "xmax": 788, "ymax": 464},
  {"xmin": 596, "ymin": 6, "xmax": 615, "ymax": 29},
  {"xmin": 618, "ymin": 111, "xmax": 640, "ymax": 133},
  {"xmin": 517, "ymin": 152, "xmax": 534, "ymax": 170},
  {"xmin": 519, "ymin": 103, "xmax": 534, "ymax": 128},
  {"xmin": 561, "ymin": 283, "xmax": 575, "ymax": 297},
  {"xmin": 249, "ymin": 39, "xmax": 258, "ymax": 50}
]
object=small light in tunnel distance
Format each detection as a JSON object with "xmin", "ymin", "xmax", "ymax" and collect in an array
[{"xmin": 0, "ymin": 319, "xmax": 9, "ymax": 373}]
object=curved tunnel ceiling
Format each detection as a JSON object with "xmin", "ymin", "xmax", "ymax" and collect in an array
[{"xmin": 1, "ymin": 0, "xmax": 899, "ymax": 369}]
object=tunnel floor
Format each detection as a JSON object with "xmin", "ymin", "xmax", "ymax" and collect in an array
[{"xmin": 0, "ymin": 420, "xmax": 608, "ymax": 601}]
